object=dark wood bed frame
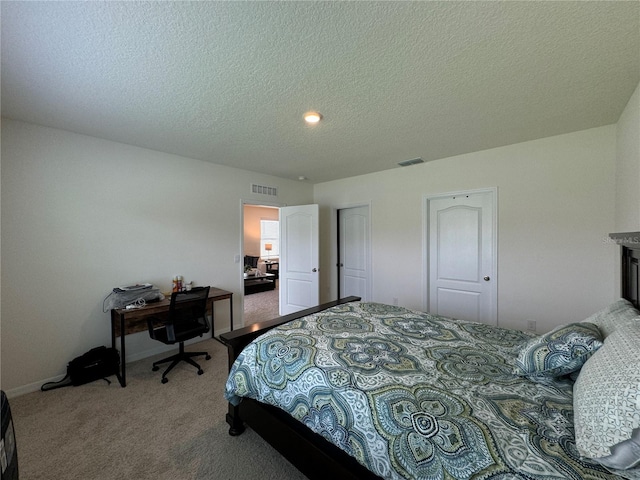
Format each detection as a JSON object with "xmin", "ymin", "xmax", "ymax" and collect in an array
[{"xmin": 220, "ymin": 232, "xmax": 640, "ymax": 480}]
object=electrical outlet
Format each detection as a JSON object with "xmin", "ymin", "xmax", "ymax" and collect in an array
[
  {"xmin": 393, "ymin": 297, "xmax": 399, "ymax": 306},
  {"xmin": 527, "ymin": 320, "xmax": 537, "ymax": 332}
]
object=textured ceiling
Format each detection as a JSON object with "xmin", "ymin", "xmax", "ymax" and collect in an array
[{"xmin": 2, "ymin": 1, "xmax": 639, "ymax": 184}]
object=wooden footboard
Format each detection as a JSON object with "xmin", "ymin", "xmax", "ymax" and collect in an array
[
  {"xmin": 220, "ymin": 296, "xmax": 360, "ymax": 433},
  {"xmin": 219, "ymin": 296, "xmax": 380, "ymax": 480},
  {"xmin": 234, "ymin": 397, "xmax": 380, "ymax": 480},
  {"xmin": 220, "ymin": 296, "xmax": 361, "ymax": 367}
]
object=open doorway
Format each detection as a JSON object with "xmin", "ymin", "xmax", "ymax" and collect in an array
[{"xmin": 243, "ymin": 204, "xmax": 280, "ymax": 324}]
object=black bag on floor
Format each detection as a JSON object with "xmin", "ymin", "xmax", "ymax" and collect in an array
[{"xmin": 41, "ymin": 346, "xmax": 120, "ymax": 391}]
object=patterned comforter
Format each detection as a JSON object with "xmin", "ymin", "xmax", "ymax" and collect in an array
[{"xmin": 224, "ymin": 302, "xmax": 618, "ymax": 479}]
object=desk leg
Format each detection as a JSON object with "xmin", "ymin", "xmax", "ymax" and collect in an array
[
  {"xmin": 120, "ymin": 313, "xmax": 126, "ymax": 387},
  {"xmin": 211, "ymin": 299, "xmax": 225, "ymax": 344},
  {"xmin": 211, "ymin": 296, "xmax": 233, "ymax": 344},
  {"xmin": 111, "ymin": 311, "xmax": 126, "ymax": 387}
]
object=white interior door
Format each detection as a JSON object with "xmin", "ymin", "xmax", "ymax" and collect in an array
[
  {"xmin": 279, "ymin": 204, "xmax": 320, "ymax": 315},
  {"xmin": 428, "ymin": 190, "xmax": 497, "ymax": 325},
  {"xmin": 339, "ymin": 206, "xmax": 370, "ymax": 301}
]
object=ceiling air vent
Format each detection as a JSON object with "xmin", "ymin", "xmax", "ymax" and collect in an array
[
  {"xmin": 251, "ymin": 183, "xmax": 278, "ymax": 197},
  {"xmin": 398, "ymin": 157, "xmax": 425, "ymax": 167}
]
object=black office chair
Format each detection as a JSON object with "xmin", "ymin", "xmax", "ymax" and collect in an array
[{"xmin": 147, "ymin": 286, "xmax": 211, "ymax": 383}]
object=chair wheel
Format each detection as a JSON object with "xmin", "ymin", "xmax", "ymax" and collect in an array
[
  {"xmin": 161, "ymin": 377, "xmax": 168, "ymax": 384},
  {"xmin": 152, "ymin": 366, "xmax": 159, "ymax": 371},
  {"xmin": 198, "ymin": 369, "xmax": 204, "ymax": 375},
  {"xmin": 205, "ymin": 354, "xmax": 211, "ymax": 360}
]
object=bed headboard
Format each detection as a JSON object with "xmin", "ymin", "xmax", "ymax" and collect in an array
[{"xmin": 609, "ymin": 232, "xmax": 640, "ymax": 309}]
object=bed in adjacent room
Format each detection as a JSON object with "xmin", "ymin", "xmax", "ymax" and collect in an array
[{"xmin": 221, "ymin": 233, "xmax": 640, "ymax": 480}]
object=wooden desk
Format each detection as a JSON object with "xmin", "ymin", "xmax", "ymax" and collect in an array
[{"xmin": 110, "ymin": 287, "xmax": 233, "ymax": 387}]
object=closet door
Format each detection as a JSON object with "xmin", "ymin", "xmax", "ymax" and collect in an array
[
  {"xmin": 428, "ymin": 190, "xmax": 497, "ymax": 325},
  {"xmin": 338, "ymin": 205, "xmax": 370, "ymax": 301}
]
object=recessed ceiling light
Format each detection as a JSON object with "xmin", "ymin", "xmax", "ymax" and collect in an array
[{"xmin": 304, "ymin": 111, "xmax": 322, "ymax": 124}]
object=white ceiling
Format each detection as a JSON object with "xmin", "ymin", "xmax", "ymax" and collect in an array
[{"xmin": 2, "ymin": 1, "xmax": 639, "ymax": 184}]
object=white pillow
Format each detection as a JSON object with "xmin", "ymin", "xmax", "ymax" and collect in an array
[
  {"xmin": 573, "ymin": 321, "xmax": 640, "ymax": 471},
  {"xmin": 582, "ymin": 298, "xmax": 640, "ymax": 339}
]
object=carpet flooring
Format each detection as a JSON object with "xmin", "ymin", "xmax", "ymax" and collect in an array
[
  {"xmin": 243, "ymin": 280, "xmax": 279, "ymax": 325},
  {"xmin": 9, "ymin": 337, "xmax": 306, "ymax": 479}
]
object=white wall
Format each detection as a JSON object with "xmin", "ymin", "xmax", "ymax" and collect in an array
[
  {"xmin": 615, "ymin": 81, "xmax": 640, "ymax": 231},
  {"xmin": 0, "ymin": 119, "xmax": 313, "ymax": 394},
  {"xmin": 314, "ymin": 126, "xmax": 618, "ymax": 334}
]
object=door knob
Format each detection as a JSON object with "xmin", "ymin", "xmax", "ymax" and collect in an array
[
  {"xmin": 483, "ymin": 276, "xmax": 490, "ymax": 281},
  {"xmin": 312, "ymin": 268, "xmax": 318, "ymax": 272}
]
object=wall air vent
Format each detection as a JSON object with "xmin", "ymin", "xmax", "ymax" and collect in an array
[
  {"xmin": 398, "ymin": 157, "xmax": 425, "ymax": 167},
  {"xmin": 251, "ymin": 183, "xmax": 278, "ymax": 197}
]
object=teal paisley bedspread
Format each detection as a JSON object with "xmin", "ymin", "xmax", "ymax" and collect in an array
[{"xmin": 224, "ymin": 302, "xmax": 618, "ymax": 480}]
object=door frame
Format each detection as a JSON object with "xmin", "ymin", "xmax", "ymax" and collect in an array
[
  {"xmin": 422, "ymin": 187, "xmax": 498, "ymax": 320},
  {"xmin": 336, "ymin": 202, "xmax": 372, "ymax": 302}
]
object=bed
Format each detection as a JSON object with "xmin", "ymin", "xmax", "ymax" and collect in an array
[{"xmin": 221, "ymin": 233, "xmax": 640, "ymax": 480}]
